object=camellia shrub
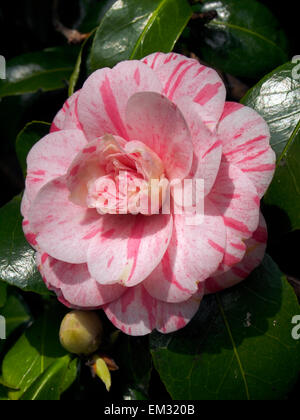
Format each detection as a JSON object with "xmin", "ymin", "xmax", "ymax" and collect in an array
[{"xmin": 0, "ymin": 0, "xmax": 299, "ymax": 401}]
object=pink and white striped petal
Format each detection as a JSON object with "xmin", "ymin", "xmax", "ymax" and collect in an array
[
  {"xmin": 215, "ymin": 228, "xmax": 247, "ymax": 275},
  {"xmin": 205, "ymin": 213, "xmax": 267, "ymax": 293},
  {"xmin": 218, "ymin": 102, "xmax": 276, "ymax": 197},
  {"xmin": 143, "ymin": 53, "xmax": 226, "ymax": 131},
  {"xmin": 87, "ymin": 213, "xmax": 173, "ymax": 287},
  {"xmin": 126, "ymin": 92, "xmax": 193, "ymax": 180},
  {"xmin": 50, "ymin": 91, "xmax": 83, "ymax": 133},
  {"xmin": 143, "ymin": 201, "xmax": 226, "ymax": 303},
  {"xmin": 142, "ymin": 52, "xmax": 168, "ymax": 71},
  {"xmin": 28, "ymin": 177, "xmax": 102, "ymax": 264},
  {"xmin": 25, "ymin": 129, "xmax": 87, "ymax": 205},
  {"xmin": 21, "ymin": 191, "xmax": 40, "ymax": 249},
  {"xmin": 36, "ymin": 253, "xmax": 125, "ymax": 308},
  {"xmin": 176, "ymin": 97, "xmax": 222, "ymax": 195},
  {"xmin": 208, "ymin": 163, "xmax": 260, "ymax": 256},
  {"xmin": 103, "ymin": 283, "xmax": 203, "ymax": 336},
  {"xmin": 21, "ymin": 191, "xmax": 30, "ymax": 219},
  {"xmin": 77, "ymin": 61, "xmax": 162, "ymax": 142}
]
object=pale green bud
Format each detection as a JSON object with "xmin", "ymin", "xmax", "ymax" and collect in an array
[{"xmin": 59, "ymin": 311, "xmax": 103, "ymax": 355}]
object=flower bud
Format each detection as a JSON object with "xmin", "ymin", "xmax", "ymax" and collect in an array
[{"xmin": 59, "ymin": 311, "xmax": 103, "ymax": 355}]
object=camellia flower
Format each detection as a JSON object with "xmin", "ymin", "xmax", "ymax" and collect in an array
[{"xmin": 22, "ymin": 52, "xmax": 276, "ymax": 336}]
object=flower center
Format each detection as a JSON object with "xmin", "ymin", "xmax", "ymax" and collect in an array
[{"xmin": 83, "ymin": 134, "xmax": 168, "ymax": 215}]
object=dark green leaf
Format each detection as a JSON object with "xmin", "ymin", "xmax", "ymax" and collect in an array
[
  {"xmin": 60, "ymin": 358, "xmax": 79, "ymax": 395},
  {"xmin": 20, "ymin": 356, "xmax": 76, "ymax": 401},
  {"xmin": 0, "ymin": 283, "xmax": 7, "ymax": 308},
  {"xmin": 242, "ymin": 61, "xmax": 300, "ymax": 158},
  {"xmin": 16, "ymin": 121, "xmax": 50, "ymax": 177},
  {"xmin": 0, "ymin": 385, "xmax": 9, "ymax": 401},
  {"xmin": 78, "ymin": 0, "xmax": 117, "ymax": 33},
  {"xmin": 0, "ymin": 47, "xmax": 79, "ymax": 98},
  {"xmin": 264, "ymin": 129, "xmax": 300, "ymax": 232},
  {"xmin": 90, "ymin": 0, "xmax": 192, "ymax": 72},
  {"xmin": 195, "ymin": 0, "xmax": 289, "ymax": 79},
  {"xmin": 242, "ymin": 61, "xmax": 300, "ymax": 231},
  {"xmin": 69, "ymin": 29, "xmax": 97, "ymax": 97},
  {"xmin": 0, "ymin": 195, "xmax": 49, "ymax": 295},
  {"xmin": 1, "ymin": 306, "xmax": 70, "ymax": 400},
  {"xmin": 115, "ymin": 335, "xmax": 152, "ymax": 400},
  {"xmin": 151, "ymin": 255, "xmax": 300, "ymax": 400},
  {"xmin": 0, "ymin": 293, "xmax": 31, "ymax": 338}
]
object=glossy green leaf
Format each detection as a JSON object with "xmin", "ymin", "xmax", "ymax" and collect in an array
[
  {"xmin": 0, "ymin": 293, "xmax": 31, "ymax": 338},
  {"xmin": 0, "ymin": 195, "xmax": 48, "ymax": 295},
  {"xmin": 242, "ymin": 61, "xmax": 300, "ymax": 158},
  {"xmin": 16, "ymin": 121, "xmax": 50, "ymax": 177},
  {"xmin": 20, "ymin": 356, "xmax": 76, "ymax": 401},
  {"xmin": 78, "ymin": 0, "xmax": 117, "ymax": 33},
  {"xmin": 60, "ymin": 358, "xmax": 79, "ymax": 395},
  {"xmin": 195, "ymin": 0, "xmax": 289, "ymax": 79},
  {"xmin": 1, "ymin": 307, "xmax": 71, "ymax": 400},
  {"xmin": 89, "ymin": 0, "xmax": 192, "ymax": 72},
  {"xmin": 265, "ymin": 129, "xmax": 300, "ymax": 232},
  {"xmin": 0, "ymin": 47, "xmax": 79, "ymax": 98},
  {"xmin": 151, "ymin": 255, "xmax": 300, "ymax": 400},
  {"xmin": 242, "ymin": 61, "xmax": 300, "ymax": 231}
]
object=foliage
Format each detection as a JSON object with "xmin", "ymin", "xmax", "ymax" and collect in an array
[{"xmin": 0, "ymin": 0, "xmax": 299, "ymax": 401}]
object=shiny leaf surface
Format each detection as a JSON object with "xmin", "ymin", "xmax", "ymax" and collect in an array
[
  {"xmin": 0, "ymin": 293, "xmax": 31, "ymax": 338},
  {"xmin": 243, "ymin": 61, "xmax": 300, "ymax": 231},
  {"xmin": 0, "ymin": 47, "xmax": 78, "ymax": 98},
  {"xmin": 151, "ymin": 256, "xmax": 300, "ymax": 400},
  {"xmin": 20, "ymin": 356, "xmax": 77, "ymax": 401},
  {"xmin": 0, "ymin": 196, "xmax": 49, "ymax": 295},
  {"xmin": 195, "ymin": 0, "xmax": 289, "ymax": 79},
  {"xmin": 90, "ymin": 0, "xmax": 192, "ymax": 71},
  {"xmin": 1, "ymin": 307, "xmax": 73, "ymax": 400}
]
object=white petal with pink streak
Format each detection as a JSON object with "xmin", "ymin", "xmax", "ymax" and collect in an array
[
  {"xmin": 205, "ymin": 213, "xmax": 267, "ymax": 293},
  {"xmin": 218, "ymin": 102, "xmax": 276, "ymax": 197},
  {"xmin": 126, "ymin": 92, "xmax": 193, "ymax": 180},
  {"xmin": 143, "ymin": 201, "xmax": 226, "ymax": 303},
  {"xmin": 50, "ymin": 91, "xmax": 83, "ymax": 133},
  {"xmin": 176, "ymin": 96, "xmax": 222, "ymax": 195},
  {"xmin": 103, "ymin": 284, "xmax": 203, "ymax": 336},
  {"xmin": 143, "ymin": 52, "xmax": 226, "ymax": 131},
  {"xmin": 208, "ymin": 162, "xmax": 260, "ymax": 271},
  {"xmin": 78, "ymin": 61, "xmax": 162, "ymax": 142},
  {"xmin": 37, "ymin": 253, "xmax": 125, "ymax": 308},
  {"xmin": 87, "ymin": 213, "xmax": 173, "ymax": 287},
  {"xmin": 29, "ymin": 177, "xmax": 102, "ymax": 264},
  {"xmin": 25, "ymin": 129, "xmax": 87, "ymax": 205}
]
